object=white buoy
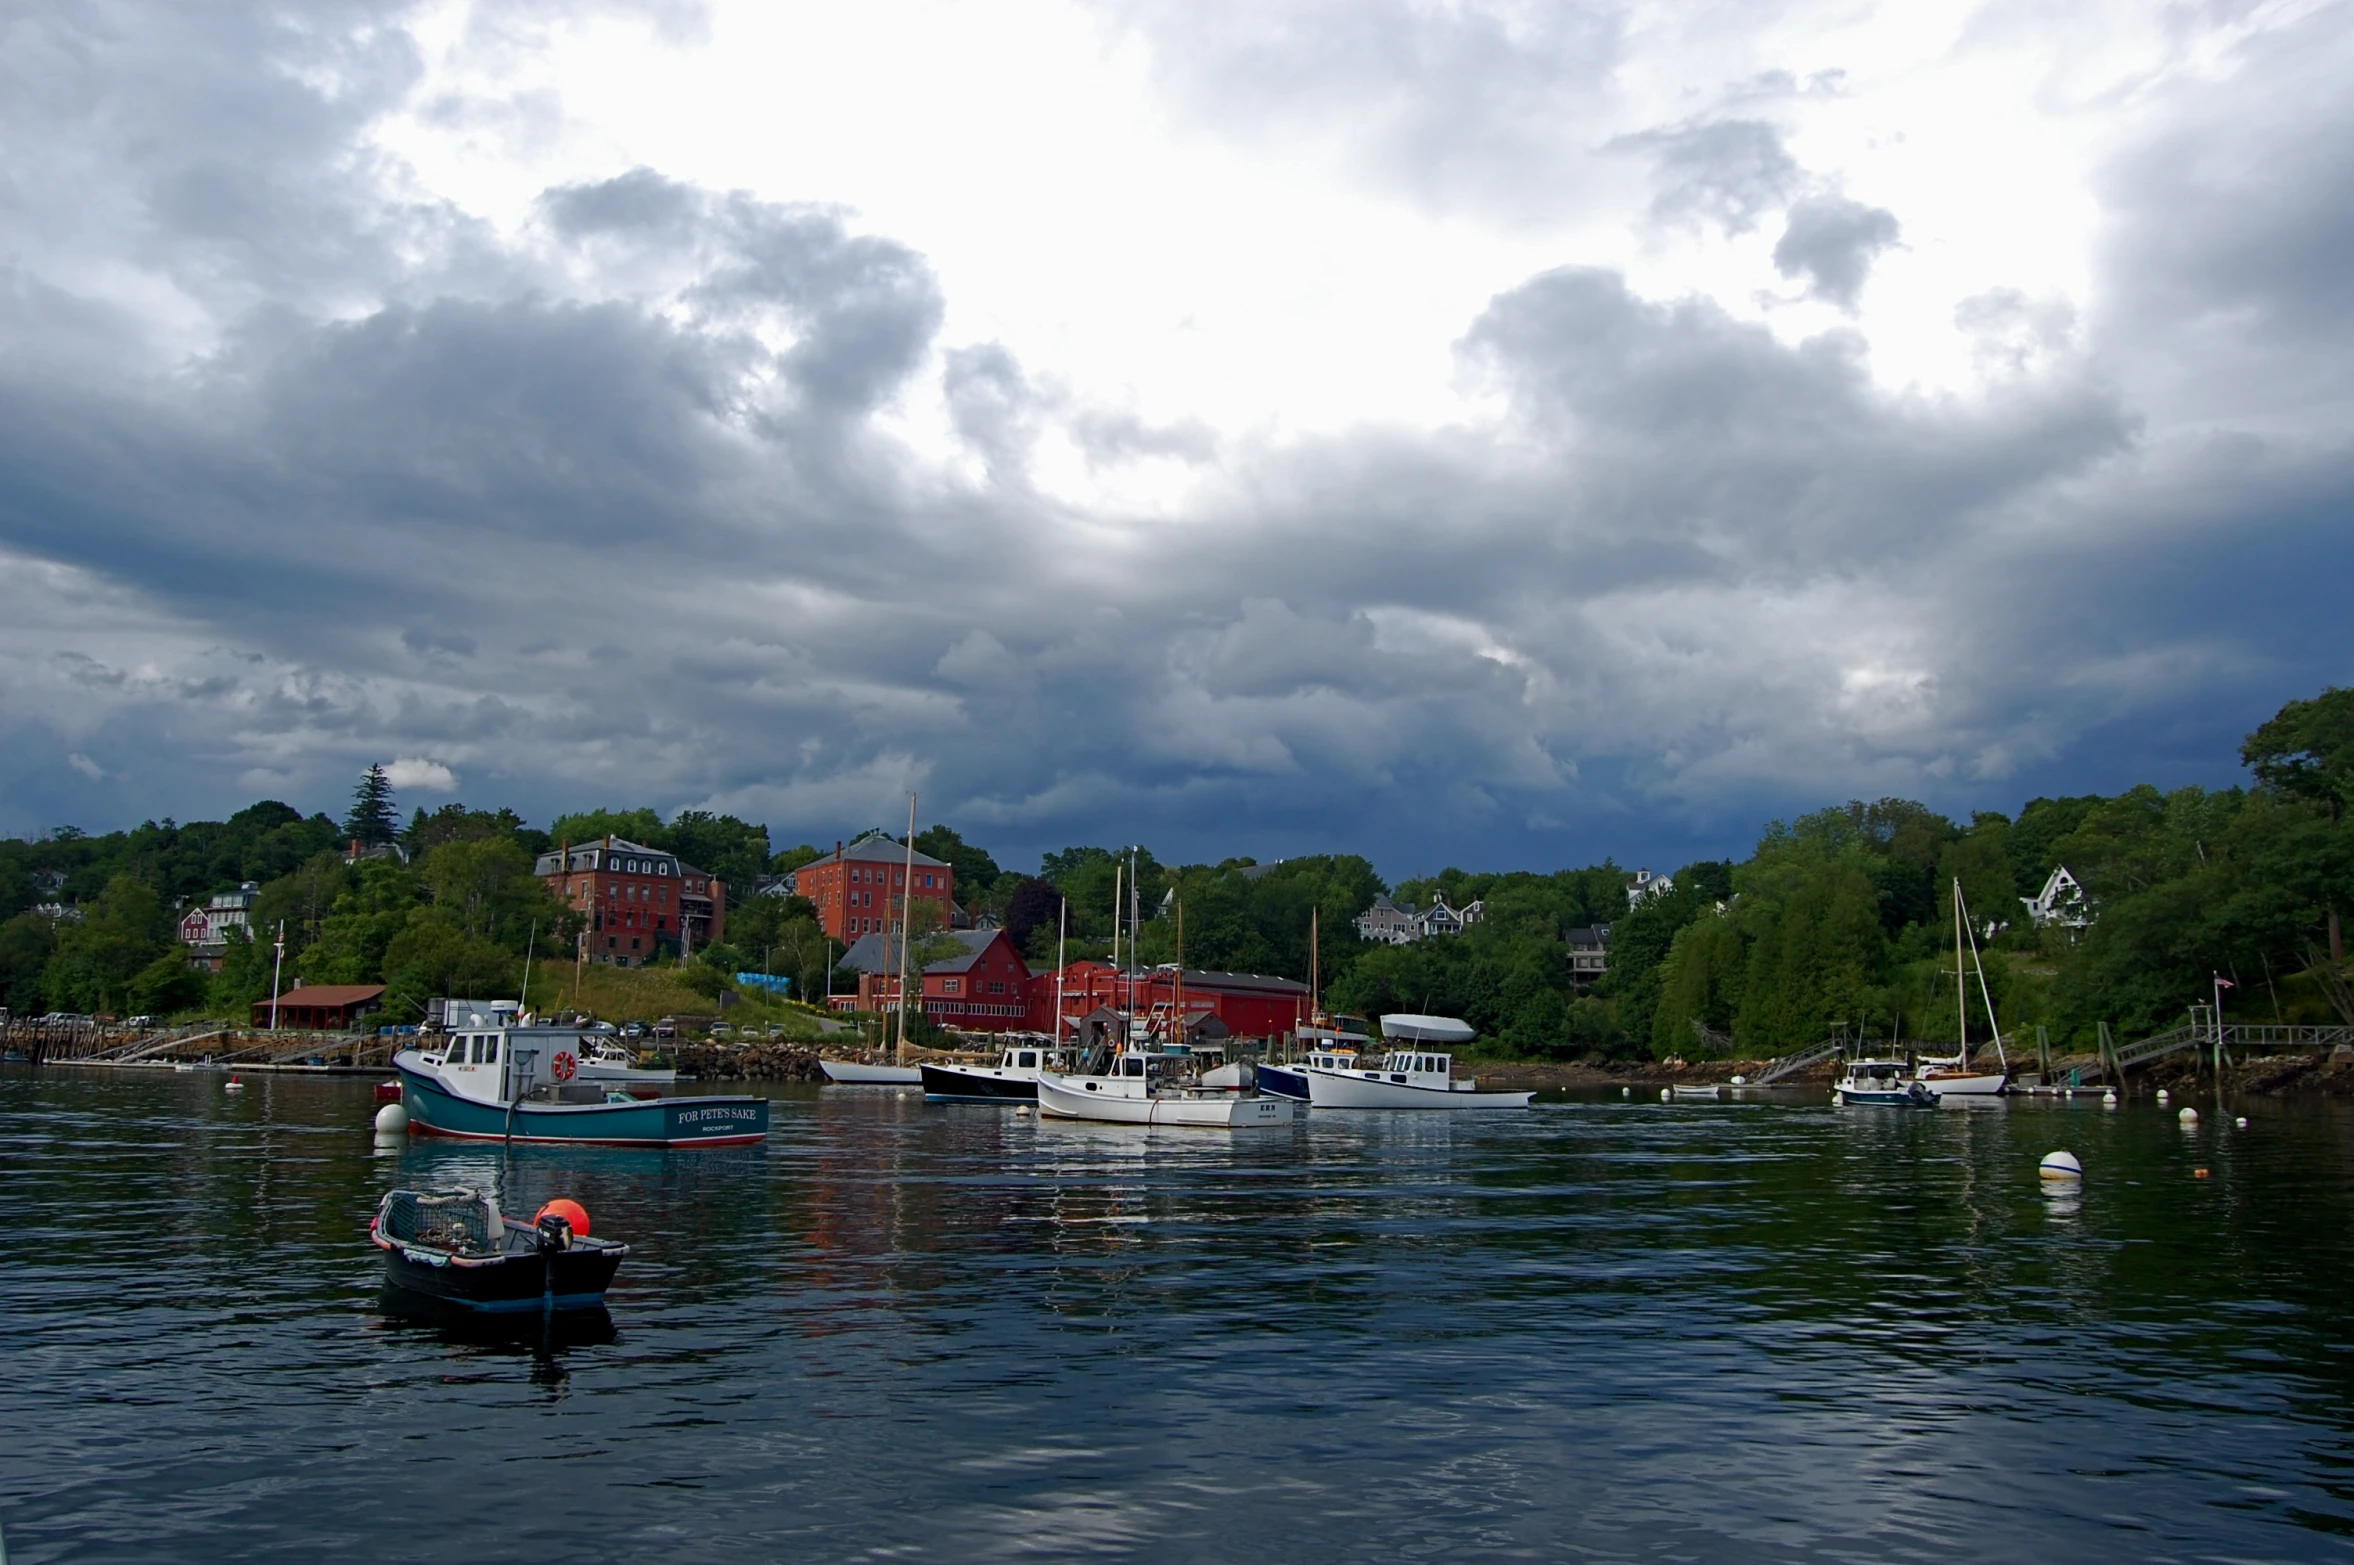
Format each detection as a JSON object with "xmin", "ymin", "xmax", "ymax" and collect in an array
[
  {"xmin": 1014, "ymin": 1105, "xmax": 1032, "ymax": 1117},
  {"xmin": 1730, "ymin": 1074, "xmax": 1748, "ymax": 1086},
  {"xmin": 374, "ymin": 1102, "xmax": 409, "ymax": 1136},
  {"xmin": 1621, "ymin": 1086, "xmax": 1631, "ymax": 1098},
  {"xmin": 2039, "ymin": 1150, "xmax": 2084, "ymax": 1181},
  {"xmin": 2102, "ymin": 1089, "xmax": 2118, "ymax": 1109},
  {"xmin": 2178, "ymin": 1106, "xmax": 2199, "ymax": 1126},
  {"xmin": 2156, "ymin": 1088, "xmax": 2170, "ymax": 1104},
  {"xmin": 1660, "ymin": 1087, "xmax": 1674, "ymax": 1102},
  {"xmin": 2235, "ymin": 1116, "xmax": 2248, "ymax": 1129},
  {"xmin": 224, "ymin": 1076, "xmax": 245, "ymax": 1092}
]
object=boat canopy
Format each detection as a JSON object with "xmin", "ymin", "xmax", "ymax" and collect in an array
[{"xmin": 1379, "ymin": 1014, "xmax": 1476, "ymax": 1046}]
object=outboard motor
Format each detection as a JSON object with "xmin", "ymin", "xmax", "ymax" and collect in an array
[{"xmin": 535, "ymin": 1212, "xmax": 574, "ymax": 1253}]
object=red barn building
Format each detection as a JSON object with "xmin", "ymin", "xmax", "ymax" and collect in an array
[
  {"xmin": 786, "ymin": 835, "xmax": 955, "ymax": 943},
  {"xmin": 535, "ymin": 836, "xmax": 727, "ymax": 967},
  {"xmin": 1032, "ymin": 962, "xmax": 1311, "ymax": 1045},
  {"xmin": 834, "ymin": 928, "xmax": 1036, "ymax": 1032}
]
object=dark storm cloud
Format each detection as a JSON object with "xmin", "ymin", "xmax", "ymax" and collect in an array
[
  {"xmin": 1772, "ymin": 195, "xmax": 1900, "ymax": 310},
  {"xmin": 3, "ymin": 0, "xmax": 2351, "ymax": 876}
]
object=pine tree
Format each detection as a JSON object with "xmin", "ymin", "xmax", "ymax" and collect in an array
[{"xmin": 344, "ymin": 764, "xmax": 399, "ymax": 846}]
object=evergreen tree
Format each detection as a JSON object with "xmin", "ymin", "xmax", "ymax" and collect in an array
[{"xmin": 343, "ymin": 764, "xmax": 398, "ymax": 846}]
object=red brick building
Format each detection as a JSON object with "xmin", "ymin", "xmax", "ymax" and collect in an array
[
  {"xmin": 834, "ymin": 928, "xmax": 1036, "ymax": 1032},
  {"xmin": 535, "ymin": 836, "xmax": 727, "ymax": 967},
  {"xmin": 786, "ymin": 835, "xmax": 955, "ymax": 943}
]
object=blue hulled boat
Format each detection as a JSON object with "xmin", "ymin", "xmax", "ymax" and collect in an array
[{"xmin": 394, "ymin": 1015, "xmax": 768, "ymax": 1147}]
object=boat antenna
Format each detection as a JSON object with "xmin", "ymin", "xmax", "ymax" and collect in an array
[
  {"xmin": 894, "ymin": 792, "xmax": 917, "ymax": 1066},
  {"xmin": 1310, "ymin": 905, "xmax": 1320, "ymax": 1018},
  {"xmin": 1055, "ymin": 894, "xmax": 1068, "ymax": 1049},
  {"xmin": 519, "ymin": 919, "xmax": 537, "ymax": 1019},
  {"xmin": 1958, "ymin": 882, "xmax": 2008, "ymax": 1070}
]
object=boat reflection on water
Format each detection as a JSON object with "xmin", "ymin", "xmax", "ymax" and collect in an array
[{"xmin": 377, "ymin": 1283, "xmax": 618, "ymax": 1394}]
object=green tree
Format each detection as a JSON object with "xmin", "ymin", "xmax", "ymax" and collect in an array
[
  {"xmin": 914, "ymin": 824, "xmax": 1002, "ymax": 910},
  {"xmin": 2242, "ymin": 685, "xmax": 2354, "ymax": 966},
  {"xmin": 0, "ymin": 911, "xmax": 58, "ymax": 1014},
  {"xmin": 42, "ymin": 876, "xmax": 174, "ymax": 1014},
  {"xmin": 343, "ymin": 764, "xmax": 399, "ymax": 846}
]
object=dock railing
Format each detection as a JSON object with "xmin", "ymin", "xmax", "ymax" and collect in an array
[{"xmin": 1753, "ymin": 1037, "xmax": 1845, "ymax": 1085}]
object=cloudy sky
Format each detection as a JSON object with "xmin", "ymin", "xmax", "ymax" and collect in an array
[{"xmin": 3, "ymin": 0, "xmax": 2349, "ymax": 878}]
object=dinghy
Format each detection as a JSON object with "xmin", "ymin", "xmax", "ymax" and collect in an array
[{"xmin": 371, "ymin": 1188, "xmax": 626, "ymax": 1313}]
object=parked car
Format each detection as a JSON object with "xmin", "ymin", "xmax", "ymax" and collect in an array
[
  {"xmin": 620, "ymin": 1022, "xmax": 646, "ymax": 1039},
  {"xmin": 125, "ymin": 1015, "xmax": 155, "ymax": 1029}
]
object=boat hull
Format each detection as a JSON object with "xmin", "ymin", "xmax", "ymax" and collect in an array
[
  {"xmin": 821, "ymin": 1059, "xmax": 924, "ymax": 1085},
  {"xmin": 396, "ymin": 1063, "xmax": 768, "ymax": 1147},
  {"xmin": 920, "ymin": 1063, "xmax": 1039, "ymax": 1102},
  {"xmin": 1916, "ymin": 1072, "xmax": 2009, "ymax": 1098},
  {"xmin": 1834, "ymin": 1085, "xmax": 1939, "ymax": 1108},
  {"xmin": 1035, "ymin": 1075, "xmax": 1304, "ymax": 1128},
  {"xmin": 379, "ymin": 1241, "xmax": 624, "ymax": 1313},
  {"xmin": 1269, "ymin": 1065, "xmax": 1532, "ymax": 1110}
]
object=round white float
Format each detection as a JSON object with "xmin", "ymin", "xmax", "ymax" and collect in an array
[
  {"xmin": 374, "ymin": 1102, "xmax": 409, "ymax": 1136},
  {"xmin": 1729, "ymin": 1074, "xmax": 1748, "ymax": 1086},
  {"xmin": 1659, "ymin": 1087, "xmax": 1673, "ymax": 1102},
  {"xmin": 2156, "ymin": 1088, "xmax": 2171, "ymax": 1104},
  {"xmin": 2102, "ymin": 1090, "xmax": 2119, "ymax": 1109},
  {"xmin": 2039, "ymin": 1150, "xmax": 2084, "ymax": 1181},
  {"xmin": 2235, "ymin": 1116, "xmax": 2248, "ymax": 1129},
  {"xmin": 2178, "ymin": 1106, "xmax": 2199, "ymax": 1126}
]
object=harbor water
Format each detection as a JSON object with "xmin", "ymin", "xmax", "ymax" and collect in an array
[{"xmin": 3, "ymin": 1069, "xmax": 2351, "ymax": 1561}]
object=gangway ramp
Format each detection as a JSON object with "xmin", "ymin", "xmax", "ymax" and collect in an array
[{"xmin": 1754, "ymin": 1038, "xmax": 1844, "ymax": 1085}]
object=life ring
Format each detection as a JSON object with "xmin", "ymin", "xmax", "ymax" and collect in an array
[{"xmin": 552, "ymin": 1050, "xmax": 578, "ymax": 1081}]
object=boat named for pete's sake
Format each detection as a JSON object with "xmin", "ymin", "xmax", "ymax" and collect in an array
[{"xmin": 394, "ymin": 1016, "xmax": 769, "ymax": 1147}]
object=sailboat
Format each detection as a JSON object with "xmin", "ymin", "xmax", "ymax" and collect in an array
[{"xmin": 1913, "ymin": 879, "xmax": 2011, "ymax": 1098}]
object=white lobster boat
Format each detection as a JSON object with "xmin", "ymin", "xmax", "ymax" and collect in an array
[
  {"xmin": 1260, "ymin": 1046, "xmax": 1533, "ymax": 1110},
  {"xmin": 576, "ymin": 1037, "xmax": 676, "ymax": 1086},
  {"xmin": 820, "ymin": 1058, "xmax": 924, "ymax": 1085},
  {"xmin": 1035, "ymin": 1049, "xmax": 1306, "ymax": 1129}
]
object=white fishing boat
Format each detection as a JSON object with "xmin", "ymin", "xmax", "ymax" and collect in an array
[
  {"xmin": 1260, "ymin": 1046, "xmax": 1533, "ymax": 1110},
  {"xmin": 575, "ymin": 1037, "xmax": 676, "ymax": 1086},
  {"xmin": 1035, "ymin": 1047, "xmax": 1306, "ymax": 1129},
  {"xmin": 1665, "ymin": 1083, "xmax": 1725, "ymax": 1101},
  {"xmin": 1834, "ymin": 1058, "xmax": 1939, "ymax": 1108}
]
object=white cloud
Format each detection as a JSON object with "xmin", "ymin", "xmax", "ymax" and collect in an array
[{"xmin": 385, "ymin": 757, "xmax": 460, "ymax": 793}]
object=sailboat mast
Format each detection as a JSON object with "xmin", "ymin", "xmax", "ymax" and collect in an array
[
  {"xmin": 1111, "ymin": 858, "xmax": 1123, "ymax": 1019},
  {"xmin": 1055, "ymin": 895, "xmax": 1068, "ymax": 1048},
  {"xmin": 893, "ymin": 793, "xmax": 917, "ymax": 1065},
  {"xmin": 1959, "ymin": 884, "xmax": 2008, "ymax": 1069},
  {"xmin": 1311, "ymin": 906, "xmax": 1321, "ymax": 1016},
  {"xmin": 1954, "ymin": 876, "xmax": 1968, "ymax": 1060}
]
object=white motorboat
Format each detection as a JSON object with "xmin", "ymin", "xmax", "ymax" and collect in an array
[
  {"xmin": 1665, "ymin": 1083, "xmax": 1725, "ymax": 1101},
  {"xmin": 1834, "ymin": 1058, "xmax": 1939, "ymax": 1108},
  {"xmin": 575, "ymin": 1038, "xmax": 676, "ymax": 1085},
  {"xmin": 1035, "ymin": 1049, "xmax": 1305, "ymax": 1129},
  {"xmin": 1912, "ymin": 1058, "xmax": 2008, "ymax": 1097},
  {"xmin": 1260, "ymin": 1047, "xmax": 1533, "ymax": 1110},
  {"xmin": 820, "ymin": 1058, "xmax": 924, "ymax": 1085}
]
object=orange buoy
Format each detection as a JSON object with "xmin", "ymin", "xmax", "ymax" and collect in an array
[
  {"xmin": 2193, "ymin": 1168, "xmax": 2211, "ymax": 1179},
  {"xmin": 536, "ymin": 1198, "xmax": 591, "ymax": 1236}
]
